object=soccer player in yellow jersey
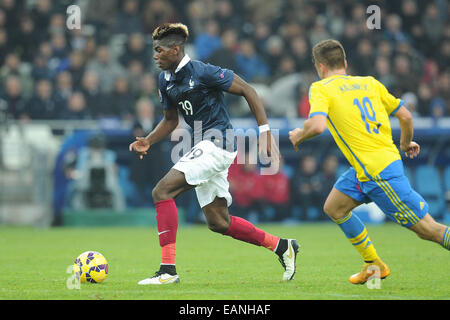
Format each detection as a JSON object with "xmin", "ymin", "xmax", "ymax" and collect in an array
[{"xmin": 289, "ymin": 39, "xmax": 450, "ymax": 284}]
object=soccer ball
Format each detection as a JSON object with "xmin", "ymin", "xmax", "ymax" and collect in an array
[{"xmin": 73, "ymin": 251, "xmax": 109, "ymax": 283}]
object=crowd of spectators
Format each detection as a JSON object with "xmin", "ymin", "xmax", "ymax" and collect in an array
[
  {"xmin": 0, "ymin": 0, "xmax": 448, "ymax": 122},
  {"xmin": 0, "ymin": 0, "xmax": 448, "ymax": 222}
]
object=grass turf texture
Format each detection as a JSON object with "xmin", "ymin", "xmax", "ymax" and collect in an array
[{"xmin": 0, "ymin": 223, "xmax": 448, "ymax": 300}]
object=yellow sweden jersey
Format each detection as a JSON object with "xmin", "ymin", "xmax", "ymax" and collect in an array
[{"xmin": 308, "ymin": 75, "xmax": 404, "ymax": 181}]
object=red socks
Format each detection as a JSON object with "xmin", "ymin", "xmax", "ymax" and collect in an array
[
  {"xmin": 155, "ymin": 200, "xmax": 280, "ymax": 267},
  {"xmin": 224, "ymin": 215, "xmax": 280, "ymax": 252},
  {"xmin": 155, "ymin": 199, "xmax": 178, "ymax": 265}
]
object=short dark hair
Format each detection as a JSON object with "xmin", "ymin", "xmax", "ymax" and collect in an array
[
  {"xmin": 152, "ymin": 23, "xmax": 189, "ymax": 48},
  {"xmin": 312, "ymin": 39, "xmax": 346, "ymax": 70}
]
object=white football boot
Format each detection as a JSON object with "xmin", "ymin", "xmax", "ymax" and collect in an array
[
  {"xmin": 278, "ymin": 239, "xmax": 300, "ymax": 281},
  {"xmin": 138, "ymin": 270, "xmax": 180, "ymax": 285}
]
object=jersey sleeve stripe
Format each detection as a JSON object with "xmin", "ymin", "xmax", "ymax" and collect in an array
[
  {"xmin": 309, "ymin": 112, "xmax": 328, "ymax": 118},
  {"xmin": 390, "ymin": 100, "xmax": 404, "ymax": 116}
]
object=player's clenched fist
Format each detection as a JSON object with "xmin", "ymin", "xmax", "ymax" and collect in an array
[
  {"xmin": 129, "ymin": 137, "xmax": 150, "ymax": 159},
  {"xmin": 258, "ymin": 130, "xmax": 281, "ymax": 160},
  {"xmin": 288, "ymin": 128, "xmax": 303, "ymax": 151},
  {"xmin": 400, "ymin": 141, "xmax": 420, "ymax": 159}
]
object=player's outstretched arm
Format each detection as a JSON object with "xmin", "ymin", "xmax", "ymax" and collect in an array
[
  {"xmin": 289, "ymin": 114, "xmax": 327, "ymax": 151},
  {"xmin": 394, "ymin": 106, "xmax": 420, "ymax": 159},
  {"xmin": 227, "ymin": 74, "xmax": 280, "ymax": 160},
  {"xmin": 129, "ymin": 108, "xmax": 179, "ymax": 159}
]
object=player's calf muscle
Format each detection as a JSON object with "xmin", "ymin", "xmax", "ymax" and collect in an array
[{"xmin": 411, "ymin": 215, "xmax": 447, "ymax": 243}]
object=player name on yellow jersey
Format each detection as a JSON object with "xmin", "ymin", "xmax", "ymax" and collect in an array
[{"xmin": 339, "ymin": 83, "xmax": 369, "ymax": 93}]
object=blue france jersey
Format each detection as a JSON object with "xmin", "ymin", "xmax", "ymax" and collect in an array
[{"xmin": 158, "ymin": 56, "xmax": 236, "ymax": 151}]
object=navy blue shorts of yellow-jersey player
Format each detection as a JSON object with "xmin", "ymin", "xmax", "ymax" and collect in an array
[{"xmin": 334, "ymin": 160, "xmax": 428, "ymax": 228}]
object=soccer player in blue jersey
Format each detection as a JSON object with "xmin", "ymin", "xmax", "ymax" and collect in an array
[
  {"xmin": 129, "ymin": 23, "xmax": 299, "ymax": 285},
  {"xmin": 289, "ymin": 39, "xmax": 449, "ymax": 284}
]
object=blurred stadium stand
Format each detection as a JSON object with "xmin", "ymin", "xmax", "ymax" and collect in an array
[{"xmin": 0, "ymin": 0, "xmax": 449, "ymax": 226}]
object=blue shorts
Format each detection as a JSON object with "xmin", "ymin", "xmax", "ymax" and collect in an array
[{"xmin": 334, "ymin": 160, "xmax": 428, "ymax": 227}]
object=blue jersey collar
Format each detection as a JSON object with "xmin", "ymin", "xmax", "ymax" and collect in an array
[{"xmin": 164, "ymin": 54, "xmax": 191, "ymax": 81}]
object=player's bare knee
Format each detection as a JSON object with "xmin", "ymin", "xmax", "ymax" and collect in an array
[
  {"xmin": 152, "ymin": 185, "xmax": 169, "ymax": 202},
  {"xmin": 151, "ymin": 186, "xmax": 161, "ymax": 202},
  {"xmin": 323, "ymin": 202, "xmax": 333, "ymax": 217},
  {"xmin": 323, "ymin": 202, "xmax": 347, "ymax": 220}
]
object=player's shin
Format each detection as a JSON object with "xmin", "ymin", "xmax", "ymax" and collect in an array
[
  {"xmin": 155, "ymin": 199, "xmax": 178, "ymax": 267},
  {"xmin": 333, "ymin": 212, "xmax": 379, "ymax": 262},
  {"xmin": 223, "ymin": 215, "xmax": 280, "ymax": 252}
]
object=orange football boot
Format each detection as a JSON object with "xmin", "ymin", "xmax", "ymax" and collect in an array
[{"xmin": 349, "ymin": 258, "xmax": 390, "ymax": 284}]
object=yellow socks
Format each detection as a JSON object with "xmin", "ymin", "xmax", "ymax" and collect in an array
[{"xmin": 334, "ymin": 212, "xmax": 379, "ymax": 262}]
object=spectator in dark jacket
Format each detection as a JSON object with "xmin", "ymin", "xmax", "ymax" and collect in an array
[
  {"xmin": 0, "ymin": 75, "xmax": 27, "ymax": 119},
  {"xmin": 194, "ymin": 20, "xmax": 222, "ymax": 61},
  {"xmin": 9, "ymin": 15, "xmax": 41, "ymax": 62},
  {"xmin": 105, "ymin": 76, "xmax": 135, "ymax": 118},
  {"xmin": 25, "ymin": 78, "xmax": 57, "ymax": 119},
  {"xmin": 235, "ymin": 38, "xmax": 270, "ymax": 82},
  {"xmin": 80, "ymin": 70, "xmax": 108, "ymax": 118},
  {"xmin": 207, "ymin": 28, "xmax": 238, "ymax": 72},
  {"xmin": 53, "ymin": 71, "xmax": 73, "ymax": 115},
  {"xmin": 291, "ymin": 155, "xmax": 323, "ymax": 221},
  {"xmin": 112, "ymin": 0, "xmax": 143, "ymax": 35},
  {"xmin": 119, "ymin": 33, "xmax": 151, "ymax": 69},
  {"xmin": 59, "ymin": 91, "xmax": 91, "ymax": 120}
]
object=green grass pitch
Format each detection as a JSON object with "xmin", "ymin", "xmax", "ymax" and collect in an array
[{"xmin": 0, "ymin": 223, "xmax": 448, "ymax": 300}]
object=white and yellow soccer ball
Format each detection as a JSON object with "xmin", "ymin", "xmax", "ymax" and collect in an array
[{"xmin": 73, "ymin": 251, "xmax": 109, "ymax": 283}]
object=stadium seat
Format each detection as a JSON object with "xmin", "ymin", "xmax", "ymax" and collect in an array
[
  {"xmin": 444, "ymin": 212, "xmax": 450, "ymax": 224},
  {"xmin": 403, "ymin": 166, "xmax": 414, "ymax": 188},
  {"xmin": 118, "ymin": 166, "xmax": 138, "ymax": 207},
  {"xmin": 263, "ymin": 206, "xmax": 276, "ymax": 221},
  {"xmin": 336, "ymin": 164, "xmax": 349, "ymax": 179},
  {"xmin": 291, "ymin": 206, "xmax": 302, "ymax": 221},
  {"xmin": 414, "ymin": 165, "xmax": 445, "ymax": 218},
  {"xmin": 434, "ymin": 140, "xmax": 450, "ymax": 167},
  {"xmin": 306, "ymin": 207, "xmax": 320, "ymax": 220},
  {"xmin": 444, "ymin": 166, "xmax": 450, "ymax": 193},
  {"xmin": 282, "ymin": 163, "xmax": 295, "ymax": 179}
]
